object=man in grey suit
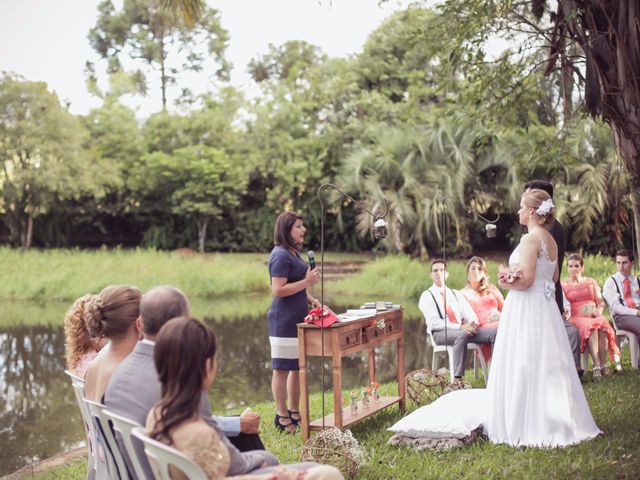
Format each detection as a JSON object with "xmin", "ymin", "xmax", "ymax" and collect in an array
[
  {"xmin": 524, "ymin": 180, "xmax": 582, "ymax": 376},
  {"xmin": 105, "ymin": 286, "xmax": 278, "ymax": 479}
]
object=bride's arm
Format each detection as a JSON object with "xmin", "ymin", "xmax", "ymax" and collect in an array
[{"xmin": 502, "ymin": 235, "xmax": 538, "ymax": 291}]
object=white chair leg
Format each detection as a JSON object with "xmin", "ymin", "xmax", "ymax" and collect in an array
[
  {"xmin": 629, "ymin": 336, "xmax": 639, "ymax": 369},
  {"xmin": 580, "ymin": 350, "xmax": 589, "ymax": 371},
  {"xmin": 432, "ymin": 352, "xmax": 439, "ymax": 371},
  {"xmin": 478, "ymin": 351, "xmax": 488, "ymax": 381},
  {"xmin": 473, "ymin": 353, "xmax": 478, "ymax": 381}
]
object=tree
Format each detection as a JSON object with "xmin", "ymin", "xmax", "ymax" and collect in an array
[
  {"xmin": 436, "ymin": 0, "xmax": 640, "ymax": 259},
  {"xmin": 136, "ymin": 145, "xmax": 246, "ymax": 252},
  {"xmin": 88, "ymin": 0, "xmax": 230, "ymax": 110},
  {"xmin": 0, "ymin": 74, "xmax": 110, "ymax": 248}
]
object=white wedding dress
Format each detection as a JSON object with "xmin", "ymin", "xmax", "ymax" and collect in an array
[{"xmin": 390, "ymin": 238, "xmax": 601, "ymax": 447}]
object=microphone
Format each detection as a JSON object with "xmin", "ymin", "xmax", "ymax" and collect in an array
[
  {"xmin": 485, "ymin": 224, "xmax": 497, "ymax": 238},
  {"xmin": 307, "ymin": 250, "xmax": 316, "ymax": 270}
]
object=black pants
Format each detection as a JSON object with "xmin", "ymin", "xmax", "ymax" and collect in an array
[{"xmin": 228, "ymin": 432, "xmax": 265, "ymax": 451}]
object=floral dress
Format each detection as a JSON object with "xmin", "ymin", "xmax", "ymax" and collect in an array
[
  {"xmin": 561, "ymin": 277, "xmax": 620, "ymax": 361},
  {"xmin": 462, "ymin": 284, "xmax": 504, "ymax": 360}
]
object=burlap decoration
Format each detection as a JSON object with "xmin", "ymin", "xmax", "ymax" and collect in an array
[
  {"xmin": 404, "ymin": 369, "xmax": 449, "ymax": 405},
  {"xmin": 388, "ymin": 427, "xmax": 483, "ymax": 452},
  {"xmin": 301, "ymin": 428, "xmax": 366, "ymax": 479}
]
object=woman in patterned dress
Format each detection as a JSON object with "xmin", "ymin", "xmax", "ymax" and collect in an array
[
  {"xmin": 461, "ymin": 256, "xmax": 504, "ymax": 361},
  {"xmin": 561, "ymin": 253, "xmax": 621, "ymax": 376},
  {"xmin": 268, "ymin": 212, "xmax": 320, "ymax": 433}
]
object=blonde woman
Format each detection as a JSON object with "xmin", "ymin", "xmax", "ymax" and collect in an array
[{"xmin": 64, "ymin": 294, "xmax": 106, "ymax": 378}]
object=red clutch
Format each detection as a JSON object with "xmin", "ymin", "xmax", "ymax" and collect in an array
[{"xmin": 304, "ymin": 307, "xmax": 338, "ymax": 327}]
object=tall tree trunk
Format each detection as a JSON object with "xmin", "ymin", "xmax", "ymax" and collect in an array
[
  {"xmin": 160, "ymin": 36, "xmax": 167, "ymax": 111},
  {"xmin": 630, "ymin": 190, "xmax": 640, "ymax": 270},
  {"xmin": 24, "ymin": 213, "xmax": 33, "ymax": 249},
  {"xmin": 197, "ymin": 218, "xmax": 208, "ymax": 254}
]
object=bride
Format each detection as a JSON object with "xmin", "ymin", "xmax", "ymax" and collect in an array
[{"xmin": 391, "ymin": 189, "xmax": 601, "ymax": 447}]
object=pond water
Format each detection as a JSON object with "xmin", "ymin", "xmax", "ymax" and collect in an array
[{"xmin": 0, "ymin": 298, "xmax": 431, "ymax": 476}]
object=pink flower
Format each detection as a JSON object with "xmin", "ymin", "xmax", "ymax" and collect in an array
[{"xmin": 498, "ymin": 264, "xmax": 523, "ymax": 284}]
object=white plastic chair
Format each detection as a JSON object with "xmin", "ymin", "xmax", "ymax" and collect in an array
[
  {"xmin": 84, "ymin": 397, "xmax": 131, "ymax": 480},
  {"xmin": 616, "ymin": 328, "xmax": 639, "ymax": 369},
  {"xmin": 65, "ymin": 371, "xmax": 101, "ymax": 480},
  {"xmin": 104, "ymin": 409, "xmax": 148, "ymax": 480},
  {"xmin": 427, "ymin": 329, "xmax": 489, "ymax": 383},
  {"xmin": 131, "ymin": 427, "xmax": 208, "ymax": 480}
]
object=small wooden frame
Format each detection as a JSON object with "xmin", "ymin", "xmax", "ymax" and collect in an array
[{"xmin": 297, "ymin": 309, "xmax": 405, "ymax": 441}]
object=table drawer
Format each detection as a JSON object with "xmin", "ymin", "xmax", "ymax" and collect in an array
[
  {"xmin": 364, "ymin": 325, "xmax": 386, "ymax": 344},
  {"xmin": 339, "ymin": 328, "xmax": 361, "ymax": 350},
  {"xmin": 385, "ymin": 317, "xmax": 401, "ymax": 335}
]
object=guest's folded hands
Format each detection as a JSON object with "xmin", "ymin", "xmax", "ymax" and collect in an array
[{"xmin": 240, "ymin": 407, "xmax": 261, "ymax": 434}]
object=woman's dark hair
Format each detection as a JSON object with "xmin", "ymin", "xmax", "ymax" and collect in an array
[
  {"xmin": 524, "ymin": 179, "xmax": 554, "ymax": 198},
  {"xmin": 273, "ymin": 211, "xmax": 303, "ymax": 251},
  {"xmin": 149, "ymin": 317, "xmax": 217, "ymax": 444},
  {"xmin": 466, "ymin": 256, "xmax": 489, "ymax": 294},
  {"xmin": 567, "ymin": 253, "xmax": 584, "ymax": 266}
]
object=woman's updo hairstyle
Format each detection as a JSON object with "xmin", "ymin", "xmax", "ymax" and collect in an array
[
  {"xmin": 84, "ymin": 285, "xmax": 141, "ymax": 339},
  {"xmin": 522, "ymin": 188, "xmax": 555, "ymax": 227}
]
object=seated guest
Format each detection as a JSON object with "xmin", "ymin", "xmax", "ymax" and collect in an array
[
  {"xmin": 562, "ymin": 253, "xmax": 622, "ymax": 376},
  {"xmin": 147, "ymin": 316, "xmax": 344, "ymax": 480},
  {"xmin": 461, "ymin": 256, "xmax": 504, "ymax": 361},
  {"xmin": 419, "ymin": 259, "xmax": 497, "ymax": 381},
  {"xmin": 602, "ymin": 248, "xmax": 640, "ymax": 352},
  {"xmin": 64, "ymin": 294, "xmax": 107, "ymax": 378},
  {"xmin": 105, "ymin": 286, "xmax": 275, "ymax": 479},
  {"xmin": 83, "ymin": 285, "xmax": 142, "ymax": 402}
]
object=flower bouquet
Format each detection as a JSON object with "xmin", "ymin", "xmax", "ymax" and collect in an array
[
  {"xmin": 371, "ymin": 318, "xmax": 386, "ymax": 330},
  {"xmin": 498, "ymin": 264, "xmax": 523, "ymax": 285},
  {"xmin": 349, "ymin": 391, "xmax": 359, "ymax": 415},
  {"xmin": 361, "ymin": 387, "xmax": 370, "ymax": 409},
  {"xmin": 580, "ymin": 304, "xmax": 597, "ymax": 317},
  {"xmin": 370, "ymin": 382, "xmax": 380, "ymax": 401}
]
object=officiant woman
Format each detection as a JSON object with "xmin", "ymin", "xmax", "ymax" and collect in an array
[{"xmin": 268, "ymin": 211, "xmax": 322, "ymax": 433}]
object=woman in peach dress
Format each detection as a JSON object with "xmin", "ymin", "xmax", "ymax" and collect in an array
[
  {"xmin": 561, "ymin": 253, "xmax": 621, "ymax": 376},
  {"xmin": 461, "ymin": 256, "xmax": 504, "ymax": 361}
]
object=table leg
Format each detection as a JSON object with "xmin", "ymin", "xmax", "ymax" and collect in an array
[
  {"xmin": 331, "ymin": 330, "xmax": 343, "ymax": 429},
  {"xmin": 368, "ymin": 348, "xmax": 376, "ymax": 386},
  {"xmin": 298, "ymin": 329, "xmax": 310, "ymax": 441},
  {"xmin": 397, "ymin": 325, "xmax": 405, "ymax": 413}
]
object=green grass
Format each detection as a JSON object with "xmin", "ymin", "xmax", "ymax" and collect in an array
[
  {"xmin": 29, "ymin": 360, "xmax": 640, "ymax": 480},
  {"xmin": 1, "ymin": 247, "xmax": 623, "ymax": 304},
  {"xmin": 0, "ymin": 247, "xmax": 374, "ymax": 303}
]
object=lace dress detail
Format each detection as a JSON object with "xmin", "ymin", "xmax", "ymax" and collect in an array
[{"xmin": 180, "ymin": 428, "xmax": 230, "ymax": 480}]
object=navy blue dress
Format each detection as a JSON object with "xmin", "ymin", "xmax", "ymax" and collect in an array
[{"xmin": 267, "ymin": 245, "xmax": 308, "ymax": 370}]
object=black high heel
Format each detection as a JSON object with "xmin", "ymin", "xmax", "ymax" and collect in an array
[
  {"xmin": 274, "ymin": 414, "xmax": 295, "ymax": 433},
  {"xmin": 288, "ymin": 409, "xmax": 301, "ymax": 426}
]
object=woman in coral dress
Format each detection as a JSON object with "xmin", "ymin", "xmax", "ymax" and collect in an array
[
  {"xmin": 561, "ymin": 253, "xmax": 621, "ymax": 376},
  {"xmin": 461, "ymin": 256, "xmax": 504, "ymax": 361}
]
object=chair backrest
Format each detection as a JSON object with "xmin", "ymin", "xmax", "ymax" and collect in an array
[
  {"xmin": 131, "ymin": 427, "xmax": 208, "ymax": 480},
  {"xmin": 104, "ymin": 409, "xmax": 148, "ymax": 480},
  {"xmin": 64, "ymin": 369, "xmax": 85, "ymax": 386},
  {"xmin": 84, "ymin": 397, "xmax": 131, "ymax": 480}
]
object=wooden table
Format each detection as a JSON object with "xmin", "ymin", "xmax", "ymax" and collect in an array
[{"xmin": 297, "ymin": 308, "xmax": 405, "ymax": 441}]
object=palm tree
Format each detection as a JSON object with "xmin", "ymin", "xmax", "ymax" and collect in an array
[{"xmin": 338, "ymin": 116, "xmax": 514, "ymax": 258}]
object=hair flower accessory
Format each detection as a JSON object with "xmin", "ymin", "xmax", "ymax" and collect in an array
[{"xmin": 536, "ymin": 198, "xmax": 555, "ymax": 216}]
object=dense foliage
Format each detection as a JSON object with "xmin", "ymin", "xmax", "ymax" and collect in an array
[{"xmin": 0, "ymin": 3, "xmax": 637, "ymax": 256}]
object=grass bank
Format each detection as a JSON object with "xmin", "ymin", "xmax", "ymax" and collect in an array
[{"xmin": 29, "ymin": 362, "xmax": 640, "ymax": 480}]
